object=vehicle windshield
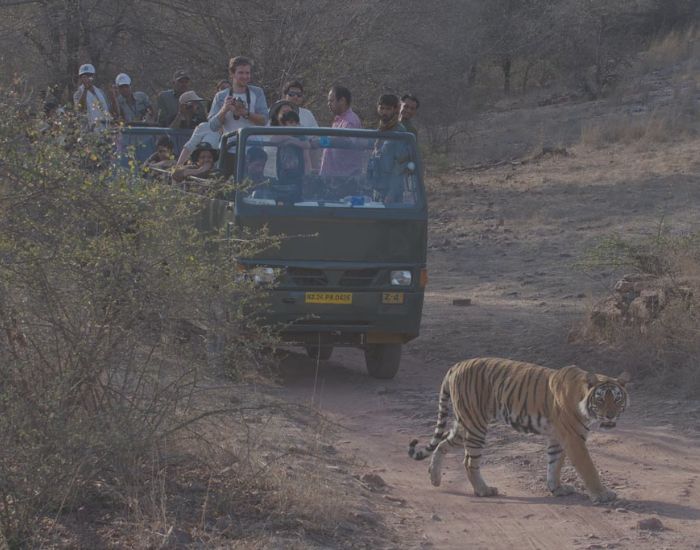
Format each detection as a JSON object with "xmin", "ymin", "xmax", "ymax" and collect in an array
[{"xmin": 237, "ymin": 132, "xmax": 421, "ymax": 209}]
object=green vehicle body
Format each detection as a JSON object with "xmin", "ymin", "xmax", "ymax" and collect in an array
[
  {"xmin": 119, "ymin": 126, "xmax": 428, "ymax": 378},
  {"xmin": 225, "ymin": 127, "xmax": 427, "ymax": 378}
]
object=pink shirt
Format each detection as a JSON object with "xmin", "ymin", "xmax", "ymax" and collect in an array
[
  {"xmin": 320, "ymin": 108, "xmax": 363, "ymax": 176},
  {"xmin": 332, "ymin": 108, "xmax": 361, "ymax": 130}
]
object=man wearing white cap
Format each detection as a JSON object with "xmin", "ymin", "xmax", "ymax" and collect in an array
[
  {"xmin": 113, "ymin": 73, "xmax": 153, "ymax": 124},
  {"xmin": 73, "ymin": 63, "xmax": 112, "ymax": 131}
]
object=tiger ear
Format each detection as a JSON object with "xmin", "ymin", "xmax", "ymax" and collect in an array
[
  {"xmin": 617, "ymin": 371, "xmax": 631, "ymax": 386},
  {"xmin": 586, "ymin": 372, "xmax": 598, "ymax": 388}
]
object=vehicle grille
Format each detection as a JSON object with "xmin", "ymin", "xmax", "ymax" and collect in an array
[
  {"xmin": 338, "ymin": 268, "xmax": 379, "ymax": 287},
  {"xmin": 284, "ymin": 267, "xmax": 381, "ymax": 288},
  {"xmin": 286, "ymin": 267, "xmax": 328, "ymax": 286}
]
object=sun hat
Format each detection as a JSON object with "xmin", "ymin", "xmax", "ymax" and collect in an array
[{"xmin": 178, "ymin": 90, "xmax": 205, "ymax": 105}]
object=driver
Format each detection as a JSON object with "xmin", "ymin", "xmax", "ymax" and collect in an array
[{"xmin": 245, "ymin": 146, "xmax": 270, "ymax": 185}]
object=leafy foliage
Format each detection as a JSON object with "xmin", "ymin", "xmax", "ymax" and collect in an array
[{"xmin": 0, "ymin": 91, "xmax": 275, "ymax": 545}]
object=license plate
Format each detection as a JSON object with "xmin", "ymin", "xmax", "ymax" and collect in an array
[
  {"xmin": 382, "ymin": 292, "xmax": 405, "ymax": 304},
  {"xmin": 305, "ymin": 292, "xmax": 352, "ymax": 304}
]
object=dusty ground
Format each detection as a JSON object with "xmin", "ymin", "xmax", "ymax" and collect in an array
[{"xmin": 275, "ymin": 137, "xmax": 700, "ymax": 549}]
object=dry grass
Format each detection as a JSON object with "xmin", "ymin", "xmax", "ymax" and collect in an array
[
  {"xmin": 641, "ymin": 27, "xmax": 700, "ymax": 73},
  {"xmin": 580, "ymin": 92, "xmax": 698, "ymax": 147},
  {"xmin": 581, "ymin": 26, "xmax": 700, "ymax": 148},
  {"xmin": 24, "ymin": 385, "xmax": 386, "ymax": 548}
]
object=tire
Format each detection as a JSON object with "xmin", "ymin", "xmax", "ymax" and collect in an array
[
  {"xmin": 364, "ymin": 343, "xmax": 402, "ymax": 379},
  {"xmin": 306, "ymin": 345, "xmax": 333, "ymax": 361}
]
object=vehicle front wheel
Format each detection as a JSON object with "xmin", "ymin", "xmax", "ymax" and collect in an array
[
  {"xmin": 364, "ymin": 343, "xmax": 402, "ymax": 379},
  {"xmin": 306, "ymin": 345, "xmax": 333, "ymax": 361}
]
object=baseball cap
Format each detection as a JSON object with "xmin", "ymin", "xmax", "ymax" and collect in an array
[
  {"xmin": 115, "ymin": 73, "xmax": 131, "ymax": 86},
  {"xmin": 178, "ymin": 90, "xmax": 204, "ymax": 105},
  {"xmin": 173, "ymin": 69, "xmax": 190, "ymax": 81},
  {"xmin": 78, "ymin": 63, "xmax": 96, "ymax": 76}
]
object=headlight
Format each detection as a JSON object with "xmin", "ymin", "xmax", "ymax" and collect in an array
[
  {"xmin": 390, "ymin": 270, "xmax": 412, "ymax": 286},
  {"xmin": 235, "ymin": 264, "xmax": 277, "ymax": 285},
  {"xmin": 252, "ymin": 266, "xmax": 276, "ymax": 286}
]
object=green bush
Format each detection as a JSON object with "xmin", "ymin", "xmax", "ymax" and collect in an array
[{"xmin": 0, "ymin": 92, "xmax": 276, "ymax": 546}]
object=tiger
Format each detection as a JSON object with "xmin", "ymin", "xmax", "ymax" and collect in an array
[{"xmin": 408, "ymin": 357, "xmax": 629, "ymax": 503}]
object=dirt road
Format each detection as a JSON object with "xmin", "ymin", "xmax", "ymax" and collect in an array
[
  {"xmin": 278, "ymin": 142, "xmax": 700, "ymax": 549},
  {"xmin": 281, "ymin": 348, "xmax": 700, "ymax": 549}
]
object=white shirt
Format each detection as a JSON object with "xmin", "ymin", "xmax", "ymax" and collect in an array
[
  {"xmin": 184, "ymin": 122, "xmax": 221, "ymax": 151},
  {"xmin": 298, "ymin": 107, "xmax": 319, "ymax": 127},
  {"xmin": 73, "ymin": 85, "xmax": 112, "ymax": 131},
  {"xmin": 211, "ymin": 90, "xmax": 258, "ymax": 133}
]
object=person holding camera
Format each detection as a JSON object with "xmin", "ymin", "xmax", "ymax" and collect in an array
[
  {"xmin": 209, "ymin": 56, "xmax": 268, "ymax": 133},
  {"xmin": 169, "ymin": 90, "xmax": 207, "ymax": 129},
  {"xmin": 73, "ymin": 63, "xmax": 113, "ymax": 132}
]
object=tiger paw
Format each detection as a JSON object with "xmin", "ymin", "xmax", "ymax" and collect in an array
[
  {"xmin": 475, "ymin": 486, "xmax": 499, "ymax": 497},
  {"xmin": 591, "ymin": 489, "xmax": 617, "ymax": 504},
  {"xmin": 429, "ymin": 465, "xmax": 442, "ymax": 487},
  {"xmin": 551, "ymin": 484, "xmax": 576, "ymax": 497}
]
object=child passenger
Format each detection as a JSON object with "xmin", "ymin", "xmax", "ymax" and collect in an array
[
  {"xmin": 144, "ymin": 136, "xmax": 176, "ymax": 171},
  {"xmin": 172, "ymin": 142, "xmax": 218, "ymax": 183},
  {"xmin": 278, "ymin": 110, "xmax": 311, "ymax": 173}
]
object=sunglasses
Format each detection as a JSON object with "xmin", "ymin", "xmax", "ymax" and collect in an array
[{"xmin": 286, "ymin": 91, "xmax": 303, "ymax": 98}]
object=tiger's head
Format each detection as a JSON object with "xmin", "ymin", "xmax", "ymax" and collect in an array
[{"xmin": 580, "ymin": 372, "xmax": 630, "ymax": 429}]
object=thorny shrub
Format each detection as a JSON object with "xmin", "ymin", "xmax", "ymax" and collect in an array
[
  {"xmin": 0, "ymin": 90, "xmax": 278, "ymax": 546},
  {"xmin": 577, "ymin": 222, "xmax": 700, "ymax": 393}
]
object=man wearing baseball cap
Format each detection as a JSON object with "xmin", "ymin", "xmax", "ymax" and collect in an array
[
  {"xmin": 73, "ymin": 63, "xmax": 113, "ymax": 131},
  {"xmin": 157, "ymin": 69, "xmax": 203, "ymax": 127},
  {"xmin": 169, "ymin": 90, "xmax": 207, "ymax": 129},
  {"xmin": 113, "ymin": 73, "xmax": 153, "ymax": 124}
]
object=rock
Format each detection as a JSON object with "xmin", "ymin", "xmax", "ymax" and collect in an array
[
  {"xmin": 169, "ymin": 528, "xmax": 193, "ymax": 545},
  {"xmin": 613, "ymin": 278, "xmax": 635, "ymax": 295},
  {"xmin": 384, "ymin": 495, "xmax": 407, "ymax": 506},
  {"xmin": 335, "ymin": 521, "xmax": 357, "ymax": 534},
  {"xmin": 353, "ymin": 511, "xmax": 379, "ymax": 525},
  {"xmin": 361, "ymin": 473, "xmax": 387, "ymax": 490},
  {"xmin": 637, "ymin": 517, "xmax": 664, "ymax": 531},
  {"xmin": 452, "ymin": 298, "xmax": 472, "ymax": 306},
  {"xmin": 615, "ymin": 508, "xmax": 628, "ymax": 513},
  {"xmin": 431, "ymin": 513, "xmax": 442, "ymax": 521},
  {"xmin": 322, "ymin": 444, "xmax": 337, "ymax": 455}
]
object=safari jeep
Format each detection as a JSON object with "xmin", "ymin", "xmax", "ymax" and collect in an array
[
  {"xmin": 117, "ymin": 125, "xmax": 427, "ymax": 379},
  {"xmin": 220, "ymin": 126, "xmax": 427, "ymax": 379}
]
